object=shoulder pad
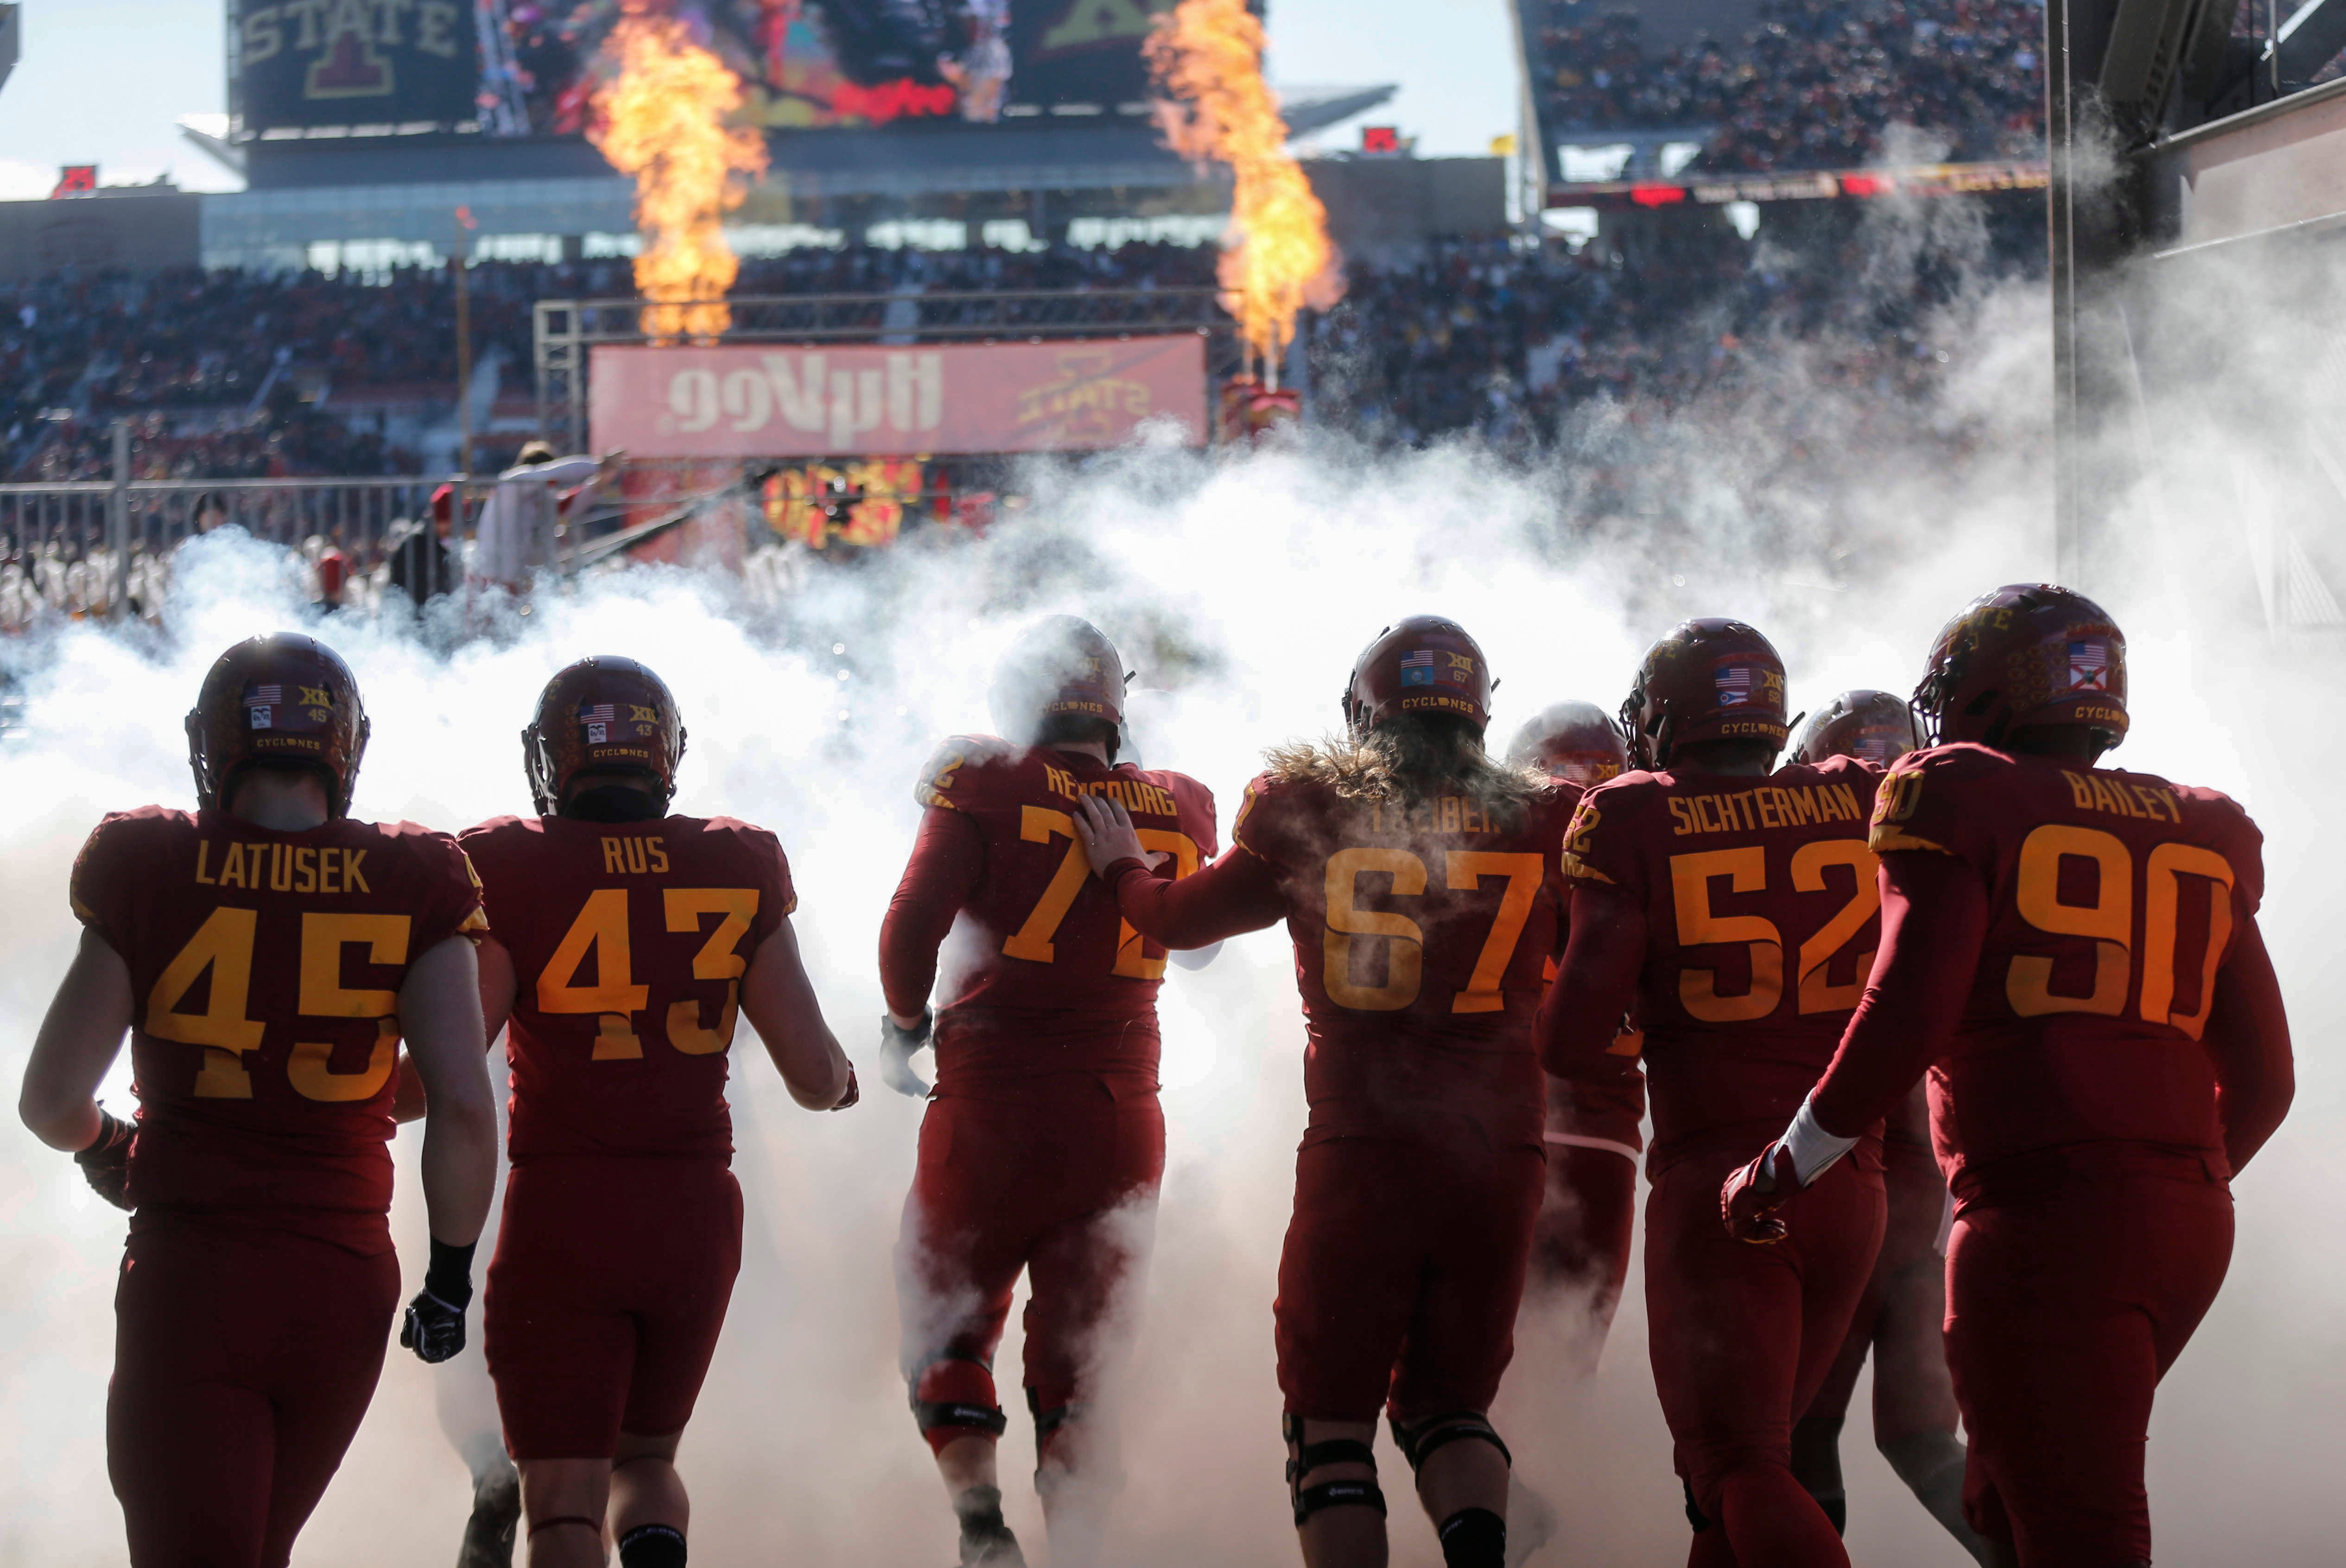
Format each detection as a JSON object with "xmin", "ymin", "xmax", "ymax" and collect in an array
[{"xmin": 915, "ymin": 734, "xmax": 1018, "ymax": 810}]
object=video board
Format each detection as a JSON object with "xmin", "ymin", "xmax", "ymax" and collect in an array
[{"xmin": 231, "ymin": 1, "xmax": 1206, "ymax": 137}]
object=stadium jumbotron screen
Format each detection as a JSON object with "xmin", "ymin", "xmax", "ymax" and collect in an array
[{"xmin": 229, "ymin": 0, "xmax": 1205, "ymax": 139}]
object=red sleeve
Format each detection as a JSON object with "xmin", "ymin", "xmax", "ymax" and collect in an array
[
  {"xmin": 68, "ymin": 815, "xmax": 133, "ymax": 950},
  {"xmin": 1809, "ymin": 848, "xmax": 1991, "ymax": 1137},
  {"xmin": 879, "ymin": 806, "xmax": 984, "ymax": 1018},
  {"xmin": 2203, "ymin": 913, "xmax": 2292, "ymax": 1173},
  {"xmin": 1108, "ymin": 841, "xmax": 1287, "ymax": 948},
  {"xmin": 416, "ymin": 834, "xmax": 490, "ymax": 951},
  {"xmin": 1538, "ymin": 876, "xmax": 1648, "ymax": 1078}
]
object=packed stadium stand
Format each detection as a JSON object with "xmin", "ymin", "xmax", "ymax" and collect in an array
[
  {"xmin": 0, "ymin": 244, "xmax": 1224, "ymax": 481},
  {"xmin": 4, "ymin": 205, "xmax": 2052, "ymax": 487},
  {"xmin": 1525, "ymin": 0, "xmax": 2048, "ymax": 172}
]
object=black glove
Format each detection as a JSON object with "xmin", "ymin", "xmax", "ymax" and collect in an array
[
  {"xmin": 400, "ymin": 1237, "xmax": 476, "ymax": 1365},
  {"xmin": 880, "ymin": 1010, "xmax": 933, "ymax": 1098},
  {"xmin": 74, "ymin": 1108, "xmax": 134, "ymax": 1212}
]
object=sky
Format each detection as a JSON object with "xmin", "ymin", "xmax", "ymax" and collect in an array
[{"xmin": 0, "ymin": 0, "xmax": 1522, "ymax": 200}]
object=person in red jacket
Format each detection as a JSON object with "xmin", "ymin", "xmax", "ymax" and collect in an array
[
  {"xmin": 455, "ymin": 657, "xmax": 855, "ymax": 1568},
  {"xmin": 1502, "ymin": 700, "xmax": 1645, "ymax": 1336},
  {"xmin": 878, "ymin": 617, "xmax": 1217, "ymax": 1568},
  {"xmin": 1073, "ymin": 615, "xmax": 1572, "ymax": 1568},
  {"xmin": 1724, "ymin": 586, "xmax": 2294, "ymax": 1568},
  {"xmin": 1541, "ymin": 619, "xmax": 1888, "ymax": 1568},
  {"xmin": 1783, "ymin": 692, "xmax": 1990, "ymax": 1563},
  {"xmin": 19, "ymin": 633, "xmax": 500, "ymax": 1568}
]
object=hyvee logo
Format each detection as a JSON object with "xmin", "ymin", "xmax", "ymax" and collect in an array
[
  {"xmin": 239, "ymin": 1, "xmax": 468, "ymax": 101},
  {"xmin": 664, "ymin": 354, "xmax": 946, "ymax": 449}
]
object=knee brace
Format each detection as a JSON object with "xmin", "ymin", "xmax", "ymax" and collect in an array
[
  {"xmin": 1388, "ymin": 1412, "xmax": 1513, "ymax": 1475},
  {"xmin": 1284, "ymin": 1414, "xmax": 1387, "ymax": 1525},
  {"xmin": 1436, "ymin": 1506, "xmax": 1507, "ymax": 1568},
  {"xmin": 910, "ymin": 1355, "xmax": 1008, "ymax": 1455},
  {"xmin": 616, "ymin": 1523, "xmax": 687, "ymax": 1568}
]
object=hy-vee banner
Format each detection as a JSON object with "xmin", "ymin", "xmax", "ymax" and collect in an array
[{"xmin": 589, "ymin": 336, "xmax": 1208, "ymax": 457}]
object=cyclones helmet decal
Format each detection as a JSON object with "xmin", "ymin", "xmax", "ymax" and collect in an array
[
  {"xmin": 987, "ymin": 616, "xmax": 1129, "ymax": 746},
  {"xmin": 1620, "ymin": 618, "xmax": 1789, "ymax": 768},
  {"xmin": 1343, "ymin": 614, "xmax": 1494, "ymax": 738},
  {"xmin": 187, "ymin": 633, "xmax": 371, "ymax": 817},
  {"xmin": 523, "ymin": 656, "xmax": 687, "ymax": 817},
  {"xmin": 1794, "ymin": 689, "xmax": 1924, "ymax": 768},
  {"xmin": 1913, "ymin": 583, "xmax": 2128, "ymax": 749},
  {"xmin": 1506, "ymin": 699, "xmax": 1629, "ymax": 785}
]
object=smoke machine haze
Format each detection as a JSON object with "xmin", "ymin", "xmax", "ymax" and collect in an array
[{"xmin": 5, "ymin": 220, "xmax": 2346, "ymax": 1568}]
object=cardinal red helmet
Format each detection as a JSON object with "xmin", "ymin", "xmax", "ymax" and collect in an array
[
  {"xmin": 1620, "ymin": 618, "xmax": 1789, "ymax": 769},
  {"xmin": 186, "ymin": 633, "xmax": 370, "ymax": 817},
  {"xmin": 523, "ymin": 656, "xmax": 687, "ymax": 817},
  {"xmin": 1505, "ymin": 699, "xmax": 1629, "ymax": 785},
  {"xmin": 1794, "ymin": 689, "xmax": 1924, "ymax": 768},
  {"xmin": 988, "ymin": 616, "xmax": 1128, "ymax": 748},
  {"xmin": 1913, "ymin": 583, "xmax": 2127, "ymax": 750},
  {"xmin": 1342, "ymin": 615, "xmax": 1493, "ymax": 740}
]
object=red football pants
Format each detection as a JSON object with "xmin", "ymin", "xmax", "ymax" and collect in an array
[
  {"xmin": 1276, "ymin": 1134, "xmax": 1545, "ymax": 1423},
  {"xmin": 1801, "ymin": 1135, "xmax": 1956, "ymax": 1441},
  {"xmin": 1531, "ymin": 1140, "xmax": 1639, "ymax": 1332},
  {"xmin": 485, "ymin": 1158, "xmax": 743, "ymax": 1460},
  {"xmin": 1947, "ymin": 1160, "xmax": 2233, "ymax": 1568},
  {"xmin": 108, "ymin": 1215, "xmax": 400, "ymax": 1568},
  {"xmin": 896, "ymin": 1079, "xmax": 1165, "ymax": 1450},
  {"xmin": 1646, "ymin": 1150, "xmax": 1884, "ymax": 1528}
]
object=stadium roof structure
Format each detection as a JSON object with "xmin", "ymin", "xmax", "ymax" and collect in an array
[
  {"xmin": 0, "ymin": 5, "xmax": 17, "ymax": 100},
  {"xmin": 198, "ymin": 84, "xmax": 1393, "ymax": 269}
]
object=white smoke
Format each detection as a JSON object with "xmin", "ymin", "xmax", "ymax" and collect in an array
[{"xmin": 2, "ymin": 235, "xmax": 2342, "ymax": 1568}]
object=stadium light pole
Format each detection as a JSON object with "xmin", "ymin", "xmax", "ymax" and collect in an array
[{"xmin": 2048, "ymin": 0, "xmax": 2084, "ymax": 584}]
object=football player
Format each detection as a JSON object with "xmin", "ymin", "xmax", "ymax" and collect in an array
[
  {"xmin": 1541, "ymin": 620, "xmax": 1888, "ymax": 1568},
  {"xmin": 1784, "ymin": 694, "xmax": 1991, "ymax": 1563},
  {"xmin": 1503, "ymin": 701, "xmax": 1644, "ymax": 1334},
  {"xmin": 1724, "ymin": 586, "xmax": 2295, "ymax": 1567},
  {"xmin": 19, "ymin": 632, "xmax": 500, "ymax": 1567},
  {"xmin": 878, "ymin": 617, "xmax": 1217, "ymax": 1568},
  {"xmin": 1072, "ymin": 615, "xmax": 1571, "ymax": 1568},
  {"xmin": 455, "ymin": 656, "xmax": 856, "ymax": 1568}
]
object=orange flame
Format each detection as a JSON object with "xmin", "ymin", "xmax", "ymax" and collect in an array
[
  {"xmin": 1147, "ymin": 0, "xmax": 1344, "ymax": 383},
  {"xmin": 590, "ymin": 2, "xmax": 769, "ymax": 342}
]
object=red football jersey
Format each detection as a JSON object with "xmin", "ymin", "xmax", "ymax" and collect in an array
[
  {"xmin": 1865, "ymin": 744, "xmax": 2264, "ymax": 1186},
  {"xmin": 1230, "ymin": 772, "xmax": 1579, "ymax": 1149},
  {"xmin": 460, "ymin": 815, "xmax": 794, "ymax": 1163},
  {"xmin": 1561, "ymin": 756, "xmax": 1884, "ymax": 1170},
  {"xmin": 69, "ymin": 806, "xmax": 486, "ymax": 1250},
  {"xmin": 911, "ymin": 736, "xmax": 1217, "ymax": 1077}
]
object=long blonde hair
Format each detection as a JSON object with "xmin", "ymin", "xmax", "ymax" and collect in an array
[{"xmin": 1264, "ymin": 714, "xmax": 1548, "ymax": 831}]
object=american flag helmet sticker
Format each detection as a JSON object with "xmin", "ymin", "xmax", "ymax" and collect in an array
[
  {"xmin": 2067, "ymin": 640, "xmax": 2111, "ymax": 691},
  {"xmin": 1399, "ymin": 649, "xmax": 1438, "ymax": 687},
  {"xmin": 580, "ymin": 702, "xmax": 615, "ymax": 744},
  {"xmin": 1716, "ymin": 666, "xmax": 1756, "ymax": 706}
]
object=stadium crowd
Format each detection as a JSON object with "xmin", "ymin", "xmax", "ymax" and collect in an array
[
  {"xmin": 0, "ymin": 244, "xmax": 1219, "ymax": 483},
  {"xmin": 1, "ymin": 219, "xmax": 2019, "ymax": 486},
  {"xmin": 1527, "ymin": 0, "xmax": 2047, "ymax": 172}
]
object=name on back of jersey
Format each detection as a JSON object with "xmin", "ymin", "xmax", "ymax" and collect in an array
[
  {"xmin": 596, "ymin": 835, "xmax": 673, "ymax": 875},
  {"xmin": 195, "ymin": 840, "xmax": 373, "ymax": 894},
  {"xmin": 1040, "ymin": 761, "xmax": 1180, "ymax": 818},
  {"xmin": 1667, "ymin": 780, "xmax": 1866, "ymax": 836}
]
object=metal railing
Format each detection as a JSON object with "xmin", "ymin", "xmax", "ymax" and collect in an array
[
  {"xmin": 0, "ymin": 459, "xmax": 1004, "ymax": 631},
  {"xmin": 536, "ymin": 287, "xmax": 1234, "ymax": 450}
]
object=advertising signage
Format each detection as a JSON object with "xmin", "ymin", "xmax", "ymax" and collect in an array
[
  {"xmin": 590, "ymin": 337, "xmax": 1208, "ymax": 457},
  {"xmin": 230, "ymin": 2, "xmax": 1229, "ymax": 137},
  {"xmin": 230, "ymin": 0, "xmax": 481, "ymax": 132}
]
